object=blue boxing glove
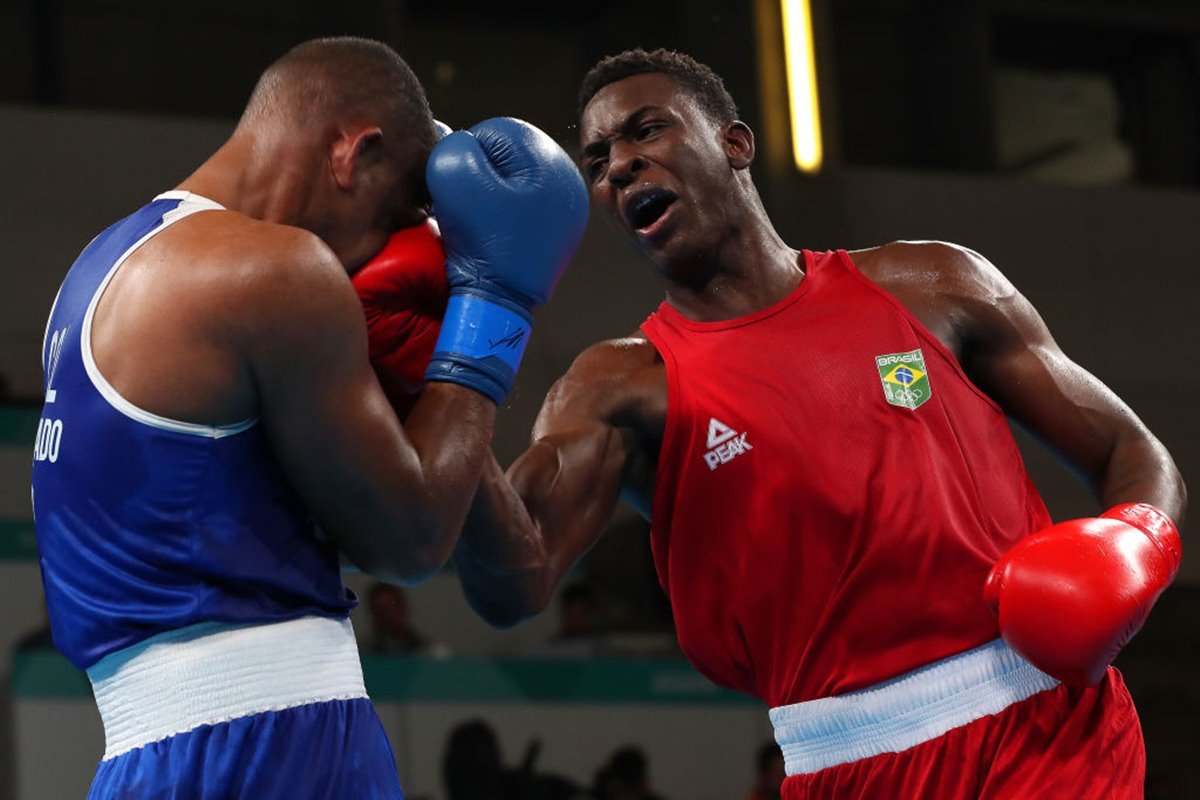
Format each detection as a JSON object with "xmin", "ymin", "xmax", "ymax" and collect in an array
[{"xmin": 424, "ymin": 117, "xmax": 588, "ymax": 403}]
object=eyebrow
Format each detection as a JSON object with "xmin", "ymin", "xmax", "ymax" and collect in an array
[{"xmin": 580, "ymin": 105, "xmax": 659, "ymax": 162}]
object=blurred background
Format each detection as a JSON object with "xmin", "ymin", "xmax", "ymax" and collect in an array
[{"xmin": 0, "ymin": 0, "xmax": 1197, "ymax": 798}]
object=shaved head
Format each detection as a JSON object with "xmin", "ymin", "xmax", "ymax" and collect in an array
[
  {"xmin": 241, "ymin": 37, "xmax": 437, "ymax": 157},
  {"xmin": 226, "ymin": 37, "xmax": 440, "ymax": 267}
]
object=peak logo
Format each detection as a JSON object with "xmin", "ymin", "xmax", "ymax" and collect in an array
[{"xmin": 703, "ymin": 418, "xmax": 752, "ymax": 471}]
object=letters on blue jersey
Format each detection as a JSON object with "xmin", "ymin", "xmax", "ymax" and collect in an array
[{"xmin": 32, "ymin": 194, "xmax": 355, "ymax": 670}]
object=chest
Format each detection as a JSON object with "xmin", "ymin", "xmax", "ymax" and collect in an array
[
  {"xmin": 669, "ymin": 292, "xmax": 943, "ymax": 427},
  {"xmin": 643, "ymin": 270, "xmax": 997, "ymax": 531}
]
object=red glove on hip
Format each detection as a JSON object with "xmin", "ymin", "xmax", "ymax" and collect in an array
[
  {"xmin": 351, "ymin": 220, "xmax": 448, "ymax": 417},
  {"xmin": 983, "ymin": 503, "xmax": 1181, "ymax": 687}
]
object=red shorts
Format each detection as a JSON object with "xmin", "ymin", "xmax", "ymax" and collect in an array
[{"xmin": 783, "ymin": 668, "xmax": 1143, "ymax": 799}]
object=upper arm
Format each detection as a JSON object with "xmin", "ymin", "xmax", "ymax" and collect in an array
[
  {"xmin": 234, "ymin": 229, "xmax": 447, "ymax": 581},
  {"xmin": 452, "ymin": 340, "xmax": 655, "ymax": 625},
  {"xmin": 932, "ymin": 244, "xmax": 1179, "ymax": 504},
  {"xmin": 514, "ymin": 340, "xmax": 650, "ymax": 525}
]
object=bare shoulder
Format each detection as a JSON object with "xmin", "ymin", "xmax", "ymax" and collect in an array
[
  {"xmin": 850, "ymin": 240, "xmax": 1010, "ymax": 300},
  {"xmin": 201, "ymin": 213, "xmax": 348, "ymax": 299},
  {"xmin": 184, "ymin": 213, "xmax": 362, "ymax": 347},
  {"xmin": 849, "ymin": 240, "xmax": 1024, "ymax": 354},
  {"xmin": 90, "ymin": 209, "xmax": 363, "ymax": 425},
  {"xmin": 568, "ymin": 332, "xmax": 661, "ymax": 376}
]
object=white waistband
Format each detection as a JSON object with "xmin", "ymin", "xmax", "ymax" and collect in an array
[
  {"xmin": 87, "ymin": 615, "xmax": 367, "ymax": 759},
  {"xmin": 769, "ymin": 639, "xmax": 1059, "ymax": 776}
]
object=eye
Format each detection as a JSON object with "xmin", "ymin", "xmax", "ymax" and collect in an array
[
  {"xmin": 586, "ymin": 158, "xmax": 609, "ymax": 184},
  {"xmin": 636, "ymin": 122, "xmax": 664, "ymax": 140}
]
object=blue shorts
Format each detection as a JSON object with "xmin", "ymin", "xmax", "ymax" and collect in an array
[
  {"xmin": 85, "ymin": 617, "xmax": 400, "ymax": 799},
  {"xmin": 87, "ymin": 697, "xmax": 403, "ymax": 799}
]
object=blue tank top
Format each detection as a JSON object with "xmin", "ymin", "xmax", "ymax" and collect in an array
[{"xmin": 31, "ymin": 191, "xmax": 356, "ymax": 670}]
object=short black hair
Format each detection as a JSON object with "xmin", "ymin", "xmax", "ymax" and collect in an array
[
  {"xmin": 441, "ymin": 719, "xmax": 504, "ymax": 800},
  {"xmin": 607, "ymin": 746, "xmax": 648, "ymax": 783},
  {"xmin": 578, "ymin": 48, "xmax": 739, "ymax": 125},
  {"xmin": 246, "ymin": 37, "xmax": 437, "ymax": 156}
]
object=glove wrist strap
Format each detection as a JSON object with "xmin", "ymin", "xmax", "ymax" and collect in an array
[
  {"xmin": 424, "ymin": 290, "xmax": 532, "ymax": 404},
  {"xmin": 1101, "ymin": 502, "xmax": 1182, "ymax": 572}
]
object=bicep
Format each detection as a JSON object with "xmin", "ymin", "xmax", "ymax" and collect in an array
[
  {"xmin": 512, "ymin": 358, "xmax": 644, "ymax": 565},
  {"xmin": 958, "ymin": 264, "xmax": 1151, "ymax": 488}
]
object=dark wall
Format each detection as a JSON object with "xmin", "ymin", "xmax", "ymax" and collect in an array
[{"xmin": 5, "ymin": 2, "xmax": 1195, "ymax": 185}]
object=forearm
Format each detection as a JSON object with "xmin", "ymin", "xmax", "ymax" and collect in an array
[
  {"xmin": 1097, "ymin": 427, "xmax": 1187, "ymax": 526},
  {"xmin": 461, "ymin": 454, "xmax": 547, "ymax": 571},
  {"xmin": 455, "ymin": 454, "xmax": 553, "ymax": 627},
  {"xmin": 365, "ymin": 382, "xmax": 496, "ymax": 575},
  {"xmin": 989, "ymin": 437, "xmax": 1185, "ymax": 686},
  {"xmin": 456, "ymin": 428, "xmax": 627, "ymax": 627}
]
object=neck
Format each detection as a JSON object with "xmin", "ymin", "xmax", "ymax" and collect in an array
[
  {"xmin": 176, "ymin": 124, "xmax": 322, "ymax": 228},
  {"xmin": 661, "ymin": 199, "xmax": 803, "ymax": 322}
]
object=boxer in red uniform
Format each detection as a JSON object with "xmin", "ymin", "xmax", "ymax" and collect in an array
[{"xmin": 369, "ymin": 49, "xmax": 1185, "ymax": 798}]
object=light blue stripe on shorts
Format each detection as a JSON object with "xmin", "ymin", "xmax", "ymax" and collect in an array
[{"xmin": 769, "ymin": 639, "xmax": 1060, "ymax": 776}]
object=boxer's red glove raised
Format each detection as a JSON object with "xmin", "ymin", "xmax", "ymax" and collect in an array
[
  {"xmin": 352, "ymin": 220, "xmax": 448, "ymax": 417},
  {"xmin": 983, "ymin": 503, "xmax": 1181, "ymax": 686}
]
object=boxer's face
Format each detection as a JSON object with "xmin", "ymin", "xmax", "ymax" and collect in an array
[
  {"xmin": 328, "ymin": 129, "xmax": 431, "ymax": 271},
  {"xmin": 580, "ymin": 73, "xmax": 739, "ymax": 275}
]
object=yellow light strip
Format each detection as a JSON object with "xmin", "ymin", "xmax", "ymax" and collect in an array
[{"xmin": 780, "ymin": 0, "xmax": 823, "ymax": 173}]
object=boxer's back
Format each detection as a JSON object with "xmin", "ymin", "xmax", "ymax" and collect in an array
[{"xmin": 32, "ymin": 191, "xmax": 354, "ymax": 671}]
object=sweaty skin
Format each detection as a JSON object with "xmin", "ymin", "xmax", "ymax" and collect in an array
[
  {"xmin": 452, "ymin": 71, "xmax": 1185, "ymax": 627},
  {"xmin": 90, "ymin": 80, "xmax": 496, "ymax": 586}
]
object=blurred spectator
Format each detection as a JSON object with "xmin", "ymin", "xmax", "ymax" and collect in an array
[
  {"xmin": 14, "ymin": 601, "xmax": 55, "ymax": 652},
  {"xmin": 14, "ymin": 621, "xmax": 54, "ymax": 652},
  {"xmin": 592, "ymin": 746, "xmax": 665, "ymax": 800},
  {"xmin": 0, "ymin": 372, "xmax": 42, "ymax": 404},
  {"xmin": 443, "ymin": 719, "xmax": 509, "ymax": 800},
  {"xmin": 363, "ymin": 582, "xmax": 447, "ymax": 656},
  {"xmin": 441, "ymin": 718, "xmax": 584, "ymax": 800},
  {"xmin": 744, "ymin": 741, "xmax": 785, "ymax": 800},
  {"xmin": 580, "ymin": 514, "xmax": 673, "ymax": 633},
  {"xmin": 557, "ymin": 581, "xmax": 597, "ymax": 641},
  {"xmin": 529, "ymin": 580, "xmax": 601, "ymax": 658}
]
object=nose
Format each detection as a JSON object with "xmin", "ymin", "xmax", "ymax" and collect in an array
[{"xmin": 606, "ymin": 140, "xmax": 645, "ymax": 189}]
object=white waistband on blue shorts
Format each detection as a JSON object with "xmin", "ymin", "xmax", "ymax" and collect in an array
[
  {"xmin": 769, "ymin": 638, "xmax": 1060, "ymax": 776},
  {"xmin": 87, "ymin": 615, "xmax": 367, "ymax": 760}
]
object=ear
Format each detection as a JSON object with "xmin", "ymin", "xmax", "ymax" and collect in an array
[
  {"xmin": 723, "ymin": 121, "xmax": 755, "ymax": 170},
  {"xmin": 330, "ymin": 126, "xmax": 384, "ymax": 190}
]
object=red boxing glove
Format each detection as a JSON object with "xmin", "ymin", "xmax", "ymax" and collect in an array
[
  {"xmin": 983, "ymin": 503, "xmax": 1182, "ymax": 687},
  {"xmin": 352, "ymin": 220, "xmax": 448, "ymax": 416}
]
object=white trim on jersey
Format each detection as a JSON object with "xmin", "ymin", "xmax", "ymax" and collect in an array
[
  {"xmin": 88, "ymin": 615, "xmax": 366, "ymax": 759},
  {"xmin": 41, "ymin": 282, "xmax": 65, "ymax": 372},
  {"xmin": 769, "ymin": 638, "xmax": 1060, "ymax": 776},
  {"xmin": 81, "ymin": 193, "xmax": 257, "ymax": 439}
]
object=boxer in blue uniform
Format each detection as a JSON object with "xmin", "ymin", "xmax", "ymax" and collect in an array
[{"xmin": 30, "ymin": 38, "xmax": 587, "ymax": 799}]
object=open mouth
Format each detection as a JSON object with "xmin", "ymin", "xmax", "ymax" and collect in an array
[{"xmin": 624, "ymin": 187, "xmax": 678, "ymax": 232}]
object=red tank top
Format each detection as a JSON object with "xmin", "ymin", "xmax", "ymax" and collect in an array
[{"xmin": 640, "ymin": 250, "xmax": 1051, "ymax": 707}]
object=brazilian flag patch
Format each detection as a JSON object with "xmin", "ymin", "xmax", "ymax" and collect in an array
[{"xmin": 875, "ymin": 349, "xmax": 932, "ymax": 410}]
